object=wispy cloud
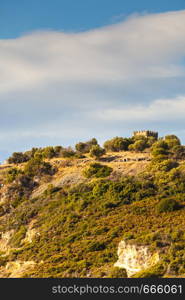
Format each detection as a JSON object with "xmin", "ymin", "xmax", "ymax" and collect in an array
[
  {"xmin": 0, "ymin": 10, "xmax": 185, "ymax": 159},
  {"xmin": 94, "ymin": 96, "xmax": 185, "ymax": 122}
]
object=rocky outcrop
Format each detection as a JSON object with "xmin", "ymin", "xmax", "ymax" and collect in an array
[
  {"xmin": 0, "ymin": 230, "xmax": 15, "ymax": 254},
  {"xmin": 114, "ymin": 240, "xmax": 160, "ymax": 277},
  {"xmin": 0, "ymin": 261, "xmax": 35, "ymax": 278}
]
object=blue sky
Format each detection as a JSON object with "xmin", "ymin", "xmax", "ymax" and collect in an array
[
  {"xmin": 1, "ymin": 0, "xmax": 185, "ymax": 38},
  {"xmin": 0, "ymin": 1, "xmax": 185, "ymax": 161}
]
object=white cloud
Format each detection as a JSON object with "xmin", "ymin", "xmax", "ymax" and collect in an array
[
  {"xmin": 0, "ymin": 10, "xmax": 185, "ymax": 95},
  {"xmin": 93, "ymin": 96, "xmax": 185, "ymax": 122},
  {"xmin": 0, "ymin": 10, "xmax": 185, "ymax": 159}
]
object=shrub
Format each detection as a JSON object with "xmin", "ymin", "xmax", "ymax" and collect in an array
[
  {"xmin": 42, "ymin": 147, "xmax": 56, "ymax": 159},
  {"xmin": 24, "ymin": 148, "xmax": 39, "ymax": 159},
  {"xmin": 164, "ymin": 135, "xmax": 181, "ymax": 149},
  {"xmin": 132, "ymin": 263, "xmax": 166, "ymax": 278},
  {"xmin": 8, "ymin": 152, "xmax": 29, "ymax": 164},
  {"xmin": 74, "ymin": 153, "xmax": 86, "ymax": 159},
  {"xmin": 83, "ymin": 163, "xmax": 112, "ymax": 178},
  {"xmin": 54, "ymin": 146, "xmax": 63, "ymax": 156},
  {"xmin": 25, "ymin": 146, "xmax": 64, "ymax": 160},
  {"xmin": 5, "ymin": 168, "xmax": 23, "ymax": 183},
  {"xmin": 129, "ymin": 135, "xmax": 156, "ymax": 152},
  {"xmin": 151, "ymin": 147, "xmax": 169, "ymax": 157},
  {"xmin": 109, "ymin": 267, "xmax": 127, "ymax": 278},
  {"xmin": 104, "ymin": 137, "xmax": 131, "ymax": 152},
  {"xmin": 151, "ymin": 140, "xmax": 169, "ymax": 159},
  {"xmin": 11, "ymin": 196, "xmax": 27, "ymax": 208},
  {"xmin": 60, "ymin": 147, "xmax": 76, "ymax": 158},
  {"xmin": 150, "ymin": 159, "xmax": 178, "ymax": 172},
  {"xmin": 172, "ymin": 145, "xmax": 185, "ymax": 159},
  {"xmin": 44, "ymin": 184, "xmax": 61, "ymax": 196},
  {"xmin": 156, "ymin": 198, "xmax": 181, "ymax": 213},
  {"xmin": 9, "ymin": 225, "xmax": 27, "ymax": 247},
  {"xmin": 24, "ymin": 157, "xmax": 55, "ymax": 177},
  {"xmin": 92, "ymin": 181, "xmax": 110, "ymax": 197},
  {"xmin": 128, "ymin": 139, "xmax": 147, "ymax": 152},
  {"xmin": 75, "ymin": 138, "xmax": 98, "ymax": 153},
  {"xmin": 75, "ymin": 142, "xmax": 88, "ymax": 153},
  {"xmin": 89, "ymin": 145, "xmax": 105, "ymax": 160},
  {"xmin": 88, "ymin": 241, "xmax": 106, "ymax": 252}
]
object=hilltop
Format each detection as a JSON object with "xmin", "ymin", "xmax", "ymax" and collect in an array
[{"xmin": 0, "ymin": 133, "xmax": 185, "ymax": 278}]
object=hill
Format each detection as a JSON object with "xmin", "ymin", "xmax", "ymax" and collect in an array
[{"xmin": 0, "ymin": 134, "xmax": 185, "ymax": 278}]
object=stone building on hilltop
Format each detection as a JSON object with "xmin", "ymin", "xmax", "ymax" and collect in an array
[{"xmin": 133, "ymin": 130, "xmax": 158, "ymax": 139}]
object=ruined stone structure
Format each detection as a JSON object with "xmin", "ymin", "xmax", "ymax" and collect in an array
[{"xmin": 133, "ymin": 130, "xmax": 158, "ymax": 139}]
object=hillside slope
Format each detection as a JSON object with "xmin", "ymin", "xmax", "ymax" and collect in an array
[{"xmin": 0, "ymin": 146, "xmax": 185, "ymax": 278}]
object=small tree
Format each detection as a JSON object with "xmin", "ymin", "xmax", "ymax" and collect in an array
[
  {"xmin": 104, "ymin": 137, "xmax": 131, "ymax": 152},
  {"xmin": 90, "ymin": 145, "xmax": 105, "ymax": 160},
  {"xmin": 42, "ymin": 146, "xmax": 56, "ymax": 159},
  {"xmin": 24, "ymin": 156, "xmax": 55, "ymax": 177},
  {"xmin": 156, "ymin": 198, "xmax": 180, "ymax": 213},
  {"xmin": 151, "ymin": 140, "xmax": 169, "ymax": 160},
  {"xmin": 172, "ymin": 145, "xmax": 185, "ymax": 159},
  {"xmin": 24, "ymin": 147, "xmax": 39, "ymax": 159},
  {"xmin": 75, "ymin": 142, "xmax": 88, "ymax": 153},
  {"xmin": 165, "ymin": 135, "xmax": 181, "ymax": 149},
  {"xmin": 60, "ymin": 147, "xmax": 76, "ymax": 158},
  {"xmin": 54, "ymin": 146, "xmax": 63, "ymax": 157},
  {"xmin": 75, "ymin": 138, "xmax": 98, "ymax": 154},
  {"xmin": 128, "ymin": 139, "xmax": 147, "ymax": 152},
  {"xmin": 83, "ymin": 163, "xmax": 112, "ymax": 178},
  {"xmin": 8, "ymin": 152, "xmax": 29, "ymax": 164}
]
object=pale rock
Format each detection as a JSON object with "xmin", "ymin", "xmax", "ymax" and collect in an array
[{"xmin": 114, "ymin": 240, "xmax": 160, "ymax": 277}]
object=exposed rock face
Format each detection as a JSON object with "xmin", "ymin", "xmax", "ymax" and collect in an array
[
  {"xmin": 0, "ymin": 261, "xmax": 35, "ymax": 278},
  {"xmin": 0, "ymin": 230, "xmax": 15, "ymax": 253},
  {"xmin": 114, "ymin": 240, "xmax": 160, "ymax": 277},
  {"xmin": 0, "ymin": 226, "xmax": 37, "ymax": 277},
  {"xmin": 22, "ymin": 220, "xmax": 38, "ymax": 244}
]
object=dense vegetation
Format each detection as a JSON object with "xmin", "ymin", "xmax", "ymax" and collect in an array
[
  {"xmin": 0, "ymin": 133, "xmax": 185, "ymax": 278},
  {"xmin": 7, "ymin": 133, "xmax": 185, "ymax": 164}
]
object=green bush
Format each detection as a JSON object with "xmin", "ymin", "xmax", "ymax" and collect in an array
[
  {"xmin": 164, "ymin": 135, "xmax": 181, "ymax": 149},
  {"xmin": 104, "ymin": 137, "xmax": 131, "ymax": 152},
  {"xmin": 88, "ymin": 241, "xmax": 106, "ymax": 252},
  {"xmin": 172, "ymin": 145, "xmax": 185, "ymax": 159},
  {"xmin": 109, "ymin": 267, "xmax": 127, "ymax": 278},
  {"xmin": 150, "ymin": 159, "xmax": 178, "ymax": 172},
  {"xmin": 44, "ymin": 184, "xmax": 61, "ymax": 196},
  {"xmin": 83, "ymin": 163, "xmax": 112, "ymax": 178},
  {"xmin": 75, "ymin": 138, "xmax": 98, "ymax": 153},
  {"xmin": 132, "ymin": 263, "xmax": 166, "ymax": 278},
  {"xmin": 128, "ymin": 135, "xmax": 156, "ymax": 152},
  {"xmin": 53, "ymin": 146, "xmax": 63, "ymax": 157},
  {"xmin": 74, "ymin": 153, "xmax": 86, "ymax": 159},
  {"xmin": 128, "ymin": 139, "xmax": 147, "ymax": 152},
  {"xmin": 8, "ymin": 152, "xmax": 29, "ymax": 164},
  {"xmin": 151, "ymin": 140, "xmax": 169, "ymax": 159},
  {"xmin": 5, "ymin": 168, "xmax": 23, "ymax": 183},
  {"xmin": 92, "ymin": 181, "xmax": 110, "ymax": 197},
  {"xmin": 156, "ymin": 198, "xmax": 181, "ymax": 213},
  {"xmin": 25, "ymin": 146, "xmax": 64, "ymax": 159},
  {"xmin": 42, "ymin": 146, "xmax": 56, "ymax": 159},
  {"xmin": 9, "ymin": 225, "xmax": 27, "ymax": 247},
  {"xmin": 89, "ymin": 145, "xmax": 105, "ymax": 160},
  {"xmin": 24, "ymin": 148, "xmax": 39, "ymax": 159},
  {"xmin": 60, "ymin": 147, "xmax": 76, "ymax": 158},
  {"xmin": 24, "ymin": 157, "xmax": 55, "ymax": 177}
]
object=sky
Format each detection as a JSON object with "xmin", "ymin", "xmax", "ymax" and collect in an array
[{"xmin": 0, "ymin": 0, "xmax": 185, "ymax": 161}]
